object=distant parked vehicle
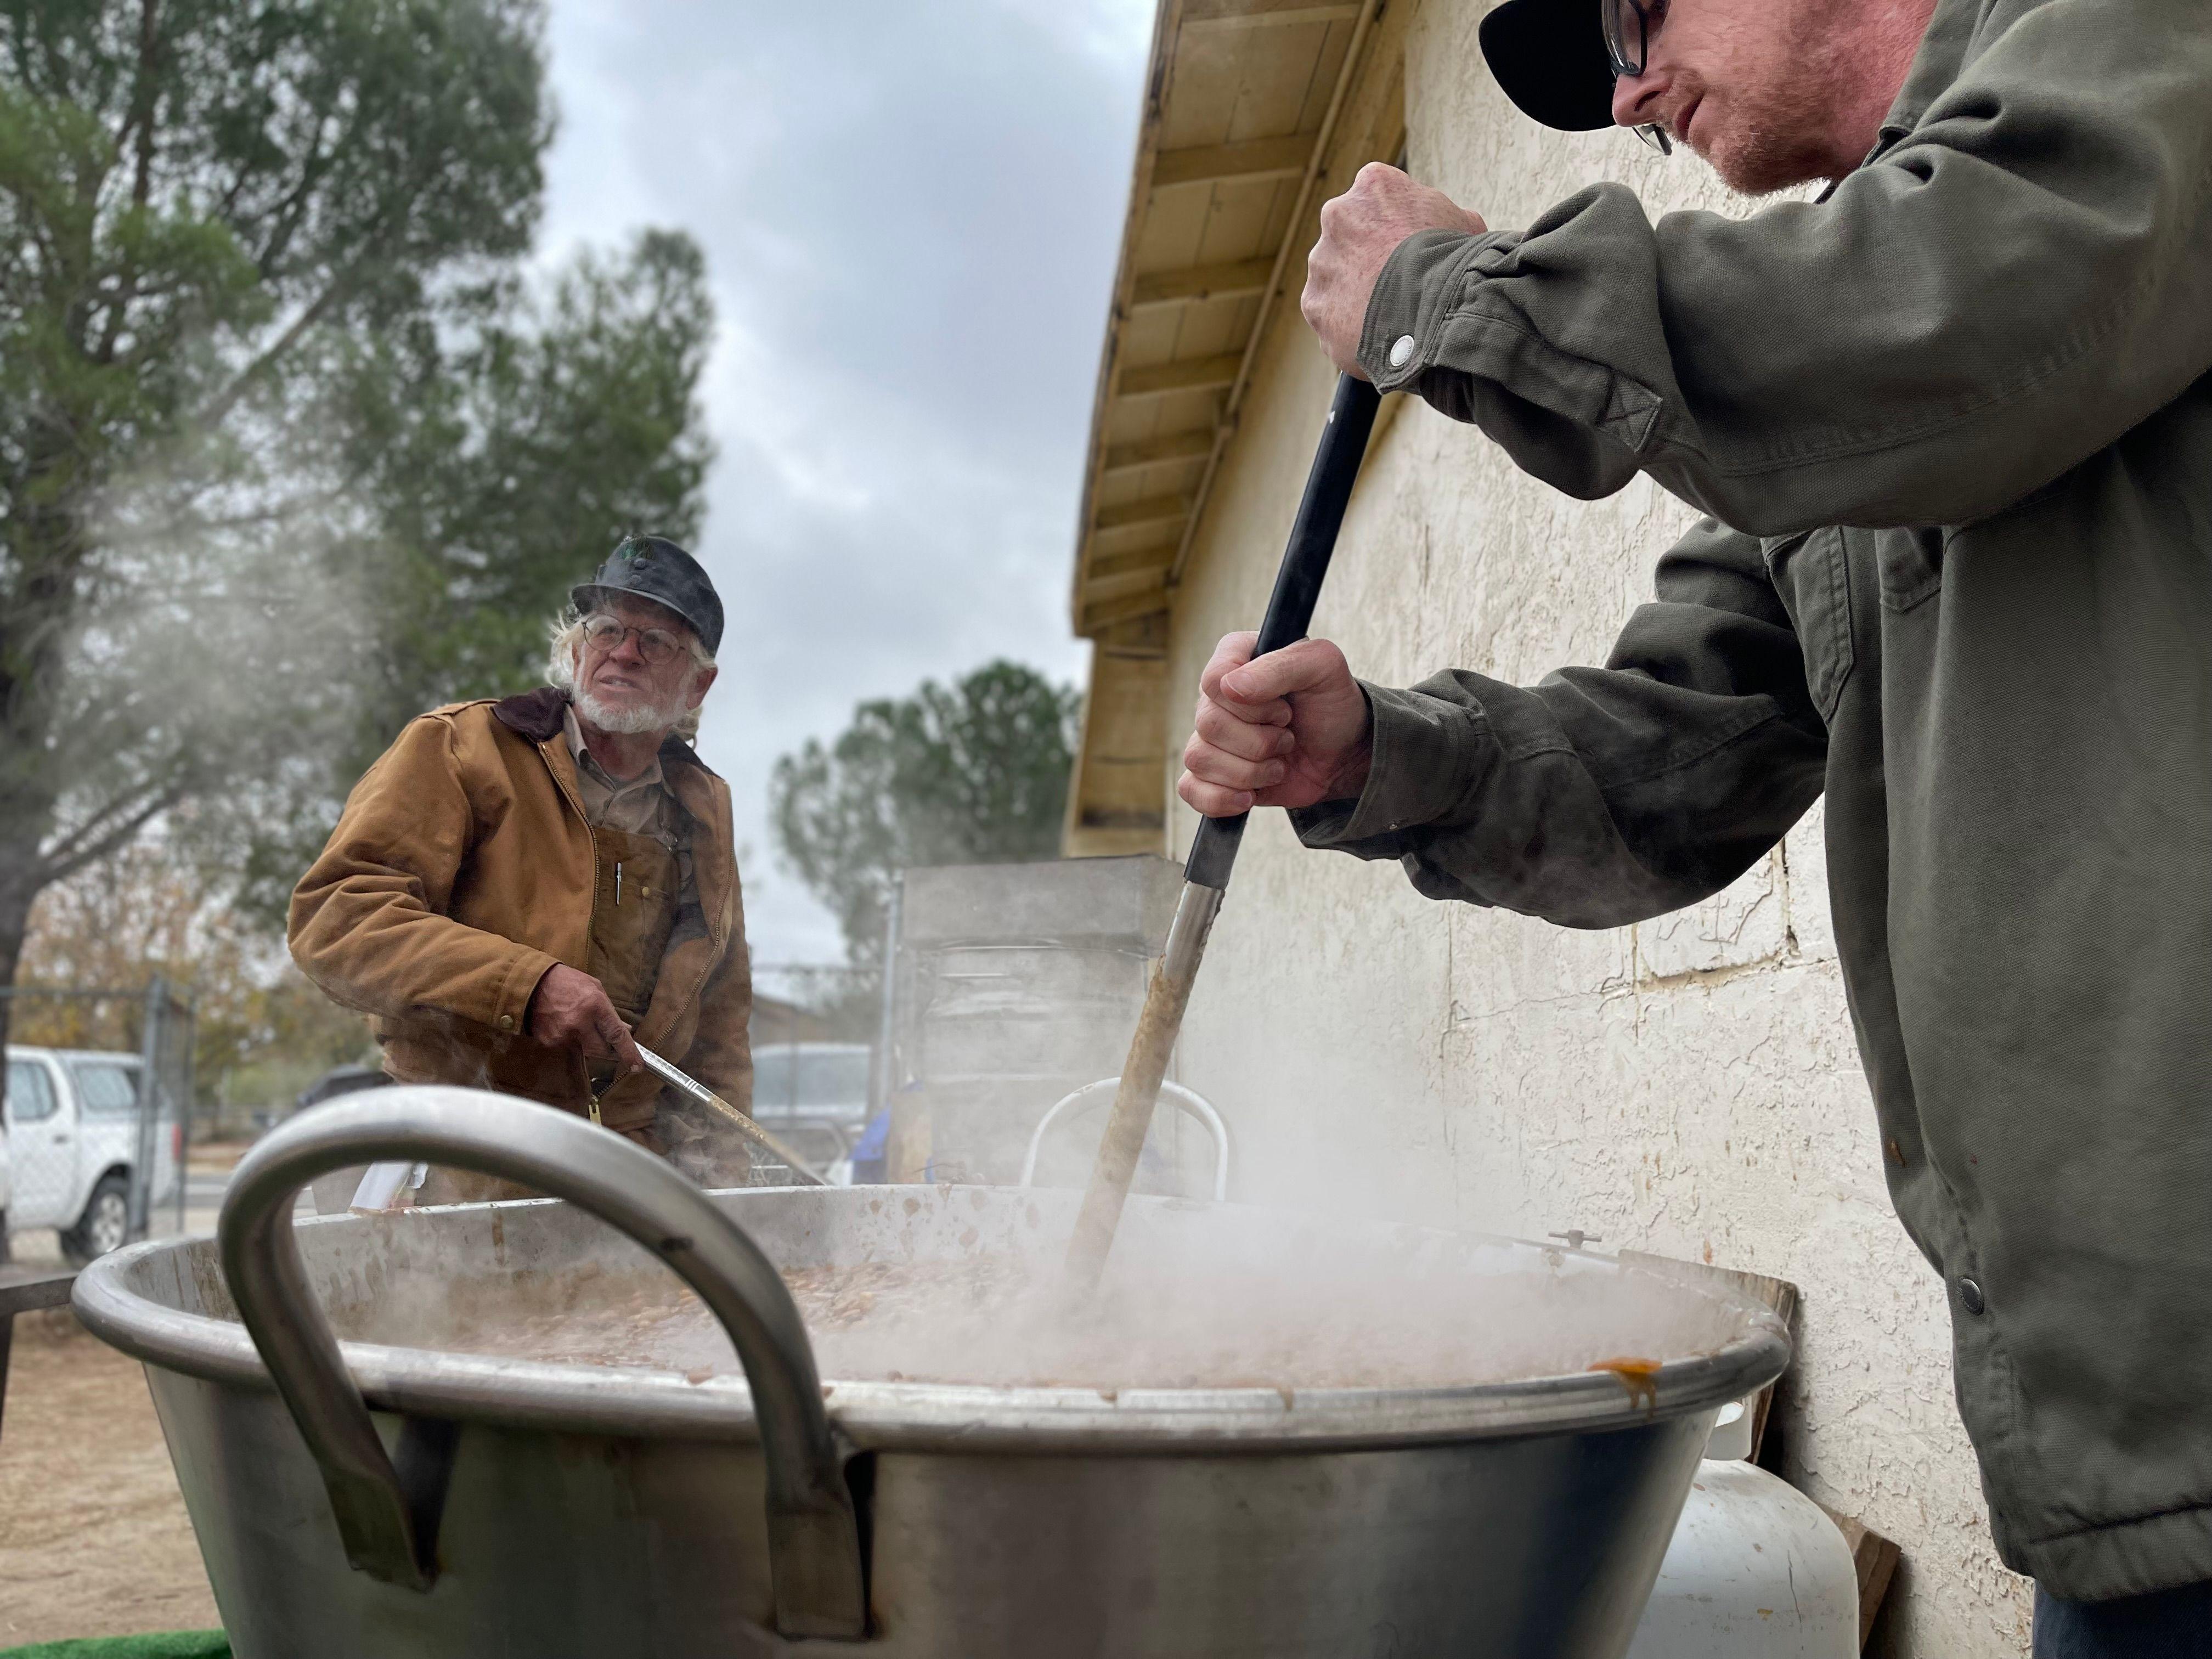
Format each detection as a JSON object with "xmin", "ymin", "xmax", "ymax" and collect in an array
[
  {"xmin": 4, "ymin": 1046, "xmax": 183, "ymax": 1265},
  {"xmin": 748, "ymin": 1042, "xmax": 872, "ymax": 1173},
  {"xmin": 295, "ymin": 1063, "xmax": 390, "ymax": 1111}
]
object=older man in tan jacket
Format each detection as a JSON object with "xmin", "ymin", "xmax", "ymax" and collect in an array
[{"xmin": 290, "ymin": 537, "xmax": 752, "ymax": 1192}]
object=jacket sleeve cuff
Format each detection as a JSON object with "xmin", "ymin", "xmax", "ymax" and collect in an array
[
  {"xmin": 1357, "ymin": 227, "xmax": 1521, "ymax": 393},
  {"xmin": 1291, "ymin": 681, "xmax": 1494, "ymax": 852},
  {"xmin": 493, "ymin": 948, "xmax": 561, "ymax": 1039}
]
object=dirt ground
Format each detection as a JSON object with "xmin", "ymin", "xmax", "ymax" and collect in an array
[{"xmin": 0, "ymin": 1308, "xmax": 221, "ymax": 1647}]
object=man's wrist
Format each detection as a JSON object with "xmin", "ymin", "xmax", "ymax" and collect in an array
[
  {"xmin": 1357, "ymin": 227, "xmax": 1500, "ymax": 392},
  {"xmin": 501, "ymin": 950, "xmax": 562, "ymax": 1039},
  {"xmin": 1323, "ymin": 721, "xmax": 1376, "ymax": 803},
  {"xmin": 1313, "ymin": 680, "xmax": 1492, "ymax": 844}
]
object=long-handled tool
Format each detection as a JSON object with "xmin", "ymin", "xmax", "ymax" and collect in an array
[
  {"xmin": 348, "ymin": 1049, "xmax": 831, "ymax": 1211},
  {"xmin": 635, "ymin": 1043, "xmax": 832, "ymax": 1187},
  {"xmin": 1064, "ymin": 373, "xmax": 1383, "ymax": 1291}
]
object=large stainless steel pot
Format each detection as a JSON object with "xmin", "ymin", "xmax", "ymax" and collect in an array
[{"xmin": 75, "ymin": 1088, "xmax": 1788, "ymax": 1658}]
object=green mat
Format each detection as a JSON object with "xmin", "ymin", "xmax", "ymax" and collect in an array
[{"xmin": 0, "ymin": 1636, "xmax": 229, "ymax": 1658}]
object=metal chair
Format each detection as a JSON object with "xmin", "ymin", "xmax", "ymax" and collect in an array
[{"xmin": 1018, "ymin": 1077, "xmax": 1230, "ymax": 1201}]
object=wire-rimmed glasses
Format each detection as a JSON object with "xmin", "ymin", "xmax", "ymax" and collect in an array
[{"xmin": 581, "ymin": 614, "xmax": 686, "ymax": 665}]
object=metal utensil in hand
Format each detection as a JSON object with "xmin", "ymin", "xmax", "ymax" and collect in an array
[
  {"xmin": 1064, "ymin": 373, "xmax": 1383, "ymax": 1293},
  {"xmin": 634, "ymin": 1043, "xmax": 831, "ymax": 1187}
]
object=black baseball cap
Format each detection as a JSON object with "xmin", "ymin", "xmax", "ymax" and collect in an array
[
  {"xmin": 1480, "ymin": 0, "xmax": 1618, "ymax": 132},
  {"xmin": 571, "ymin": 535, "xmax": 724, "ymax": 656}
]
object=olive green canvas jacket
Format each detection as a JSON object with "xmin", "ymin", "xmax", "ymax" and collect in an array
[{"xmin": 1299, "ymin": 0, "xmax": 2212, "ymax": 1600}]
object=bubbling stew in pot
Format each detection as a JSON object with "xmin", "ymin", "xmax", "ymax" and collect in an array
[{"xmin": 418, "ymin": 1251, "xmax": 1705, "ymax": 1395}]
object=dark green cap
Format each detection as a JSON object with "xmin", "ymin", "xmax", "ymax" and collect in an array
[{"xmin": 571, "ymin": 535, "xmax": 724, "ymax": 656}]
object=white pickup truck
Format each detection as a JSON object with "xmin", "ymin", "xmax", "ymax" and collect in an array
[{"xmin": 3, "ymin": 1045, "xmax": 183, "ymax": 1264}]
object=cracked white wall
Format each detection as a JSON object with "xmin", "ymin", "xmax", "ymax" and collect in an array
[{"xmin": 1155, "ymin": 2, "xmax": 2034, "ymax": 1650}]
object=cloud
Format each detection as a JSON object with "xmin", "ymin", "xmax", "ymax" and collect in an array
[{"xmin": 539, "ymin": 0, "xmax": 1149, "ymax": 963}]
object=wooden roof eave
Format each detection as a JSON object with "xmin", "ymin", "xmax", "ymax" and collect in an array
[{"xmin": 1068, "ymin": 0, "xmax": 1392, "ymax": 642}]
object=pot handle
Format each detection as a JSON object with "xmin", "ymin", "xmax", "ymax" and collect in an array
[{"xmin": 218, "ymin": 1086, "xmax": 868, "ymax": 1640}]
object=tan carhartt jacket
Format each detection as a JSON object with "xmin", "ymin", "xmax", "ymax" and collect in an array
[{"xmin": 288, "ymin": 687, "xmax": 752, "ymax": 1133}]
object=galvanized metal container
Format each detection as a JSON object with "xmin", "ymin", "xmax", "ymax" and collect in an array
[
  {"xmin": 888, "ymin": 856, "xmax": 1201, "ymax": 1187},
  {"xmin": 75, "ymin": 1088, "xmax": 1788, "ymax": 1658}
]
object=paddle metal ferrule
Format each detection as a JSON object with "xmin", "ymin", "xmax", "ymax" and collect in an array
[{"xmin": 1066, "ymin": 374, "xmax": 1383, "ymax": 1291}]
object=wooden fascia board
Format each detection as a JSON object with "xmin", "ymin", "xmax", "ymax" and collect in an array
[
  {"xmin": 1068, "ymin": 0, "xmax": 1186, "ymax": 638},
  {"xmin": 1165, "ymin": 0, "xmax": 1405, "ymax": 595}
]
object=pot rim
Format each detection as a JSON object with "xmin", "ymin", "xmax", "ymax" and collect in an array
[{"xmin": 75, "ymin": 1203, "xmax": 1789, "ymax": 1454}]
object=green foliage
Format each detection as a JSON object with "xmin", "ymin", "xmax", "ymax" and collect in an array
[
  {"xmin": 771, "ymin": 662, "xmax": 1082, "ymax": 967},
  {"xmin": 367, "ymin": 230, "xmax": 713, "ymax": 721},
  {"xmin": 0, "ymin": 0, "xmax": 715, "ymax": 977},
  {"xmin": 232, "ymin": 227, "xmax": 715, "ymax": 922}
]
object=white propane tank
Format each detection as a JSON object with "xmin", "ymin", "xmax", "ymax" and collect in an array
[{"xmin": 1624, "ymin": 1401, "xmax": 1860, "ymax": 1659}]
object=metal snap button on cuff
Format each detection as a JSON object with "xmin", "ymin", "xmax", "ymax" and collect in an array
[
  {"xmin": 1388, "ymin": 334, "xmax": 1416, "ymax": 368},
  {"xmin": 1959, "ymin": 1277, "xmax": 1985, "ymax": 1315},
  {"xmin": 498, "ymin": 1014, "xmax": 516, "ymax": 1031}
]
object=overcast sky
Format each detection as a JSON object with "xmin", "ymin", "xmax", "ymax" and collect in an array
[{"xmin": 535, "ymin": 0, "xmax": 1154, "ymax": 967}]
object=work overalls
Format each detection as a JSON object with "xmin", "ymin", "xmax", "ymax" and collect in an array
[{"xmin": 415, "ymin": 822, "xmax": 682, "ymax": 1206}]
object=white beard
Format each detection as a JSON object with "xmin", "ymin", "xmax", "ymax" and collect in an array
[{"xmin": 572, "ymin": 685, "xmax": 687, "ymax": 736}]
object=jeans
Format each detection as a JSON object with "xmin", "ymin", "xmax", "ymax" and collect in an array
[{"xmin": 2034, "ymin": 1579, "xmax": 2212, "ymax": 1657}]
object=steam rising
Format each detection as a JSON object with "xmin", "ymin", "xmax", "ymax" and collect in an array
[
  {"xmin": 319, "ymin": 1186, "xmax": 1753, "ymax": 1397},
  {"xmin": 45, "ymin": 408, "xmax": 385, "ymax": 895}
]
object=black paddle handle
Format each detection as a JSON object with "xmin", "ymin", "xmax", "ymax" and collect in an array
[{"xmin": 1183, "ymin": 372, "xmax": 1383, "ymax": 891}]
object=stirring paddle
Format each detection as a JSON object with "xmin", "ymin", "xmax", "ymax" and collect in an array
[
  {"xmin": 1064, "ymin": 373, "xmax": 1383, "ymax": 1292},
  {"xmin": 635, "ymin": 1042, "xmax": 833, "ymax": 1187}
]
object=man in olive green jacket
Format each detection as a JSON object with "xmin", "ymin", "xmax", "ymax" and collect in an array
[{"xmin": 1180, "ymin": 0, "xmax": 2211, "ymax": 1646}]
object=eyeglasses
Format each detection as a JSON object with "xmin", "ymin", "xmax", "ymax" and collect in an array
[
  {"xmin": 581, "ymin": 614, "xmax": 687, "ymax": 665},
  {"xmin": 1600, "ymin": 0, "xmax": 1674, "ymax": 155}
]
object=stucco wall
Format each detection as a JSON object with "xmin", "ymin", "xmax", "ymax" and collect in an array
[{"xmin": 1154, "ymin": 3, "xmax": 2034, "ymax": 1650}]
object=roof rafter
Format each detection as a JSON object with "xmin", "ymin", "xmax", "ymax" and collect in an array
[
  {"xmin": 1129, "ymin": 256, "xmax": 1278, "ymax": 309},
  {"xmin": 1115, "ymin": 352, "xmax": 1244, "ymax": 398},
  {"xmin": 1184, "ymin": 1, "xmax": 1362, "ymax": 29},
  {"xmin": 1149, "ymin": 133, "xmax": 1314, "ymax": 189}
]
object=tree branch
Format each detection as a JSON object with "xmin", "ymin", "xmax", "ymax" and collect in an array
[
  {"xmin": 252, "ymin": 117, "xmax": 340, "ymax": 280},
  {"xmin": 37, "ymin": 782, "xmax": 189, "ymax": 889},
  {"xmin": 189, "ymin": 274, "xmax": 349, "ymax": 432},
  {"xmin": 95, "ymin": 0, "xmax": 167, "ymax": 365},
  {"xmin": 39, "ymin": 771, "xmax": 181, "ymax": 867},
  {"xmin": 129, "ymin": 1, "xmax": 161, "ymax": 214}
]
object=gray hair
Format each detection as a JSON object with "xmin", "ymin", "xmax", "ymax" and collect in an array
[{"xmin": 547, "ymin": 607, "xmax": 717, "ymax": 742}]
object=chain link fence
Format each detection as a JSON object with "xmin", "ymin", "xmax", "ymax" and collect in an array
[{"xmin": 1, "ymin": 977, "xmax": 194, "ymax": 1248}]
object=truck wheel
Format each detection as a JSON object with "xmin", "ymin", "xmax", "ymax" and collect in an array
[{"xmin": 62, "ymin": 1174, "xmax": 132, "ymax": 1266}]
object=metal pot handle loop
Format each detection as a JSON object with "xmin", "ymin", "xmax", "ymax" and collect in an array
[{"xmin": 217, "ymin": 1086, "xmax": 868, "ymax": 1640}]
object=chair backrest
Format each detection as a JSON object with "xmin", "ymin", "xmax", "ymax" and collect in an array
[{"xmin": 1017, "ymin": 1077, "xmax": 1230, "ymax": 1201}]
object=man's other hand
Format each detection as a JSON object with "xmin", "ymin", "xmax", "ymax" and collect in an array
[
  {"xmin": 1178, "ymin": 633, "xmax": 1373, "ymax": 816},
  {"xmin": 526, "ymin": 964, "xmax": 643, "ymax": 1071},
  {"xmin": 1302, "ymin": 163, "xmax": 1487, "ymax": 375}
]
